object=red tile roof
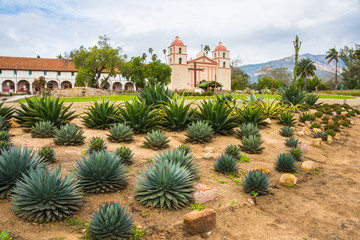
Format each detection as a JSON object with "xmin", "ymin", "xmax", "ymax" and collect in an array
[
  {"xmin": 171, "ymin": 36, "xmax": 184, "ymax": 46},
  {"xmin": 214, "ymin": 42, "xmax": 227, "ymax": 51},
  {"xmin": 0, "ymin": 56, "xmax": 77, "ymax": 72}
]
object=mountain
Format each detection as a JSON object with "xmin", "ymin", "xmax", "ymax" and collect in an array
[{"xmin": 239, "ymin": 54, "xmax": 346, "ymax": 83}]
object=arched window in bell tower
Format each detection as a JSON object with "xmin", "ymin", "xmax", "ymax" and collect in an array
[
  {"xmin": 170, "ymin": 58, "xmax": 172, "ymax": 64},
  {"xmin": 223, "ymin": 62, "xmax": 226, "ymax": 68},
  {"xmin": 179, "ymin": 47, "xmax": 182, "ymax": 54},
  {"xmin": 223, "ymin": 52, "xmax": 225, "ymax": 58},
  {"xmin": 179, "ymin": 58, "xmax": 182, "ymax": 64}
]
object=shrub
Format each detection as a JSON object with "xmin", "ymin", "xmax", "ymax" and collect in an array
[
  {"xmin": 235, "ymin": 123, "xmax": 260, "ymax": 139},
  {"xmin": 31, "ymin": 120, "xmax": 54, "ymax": 138},
  {"xmin": 89, "ymin": 202, "xmax": 133, "ymax": 240},
  {"xmin": 81, "ymin": 100, "xmax": 119, "ymax": 129},
  {"xmin": 236, "ymin": 105, "xmax": 269, "ymax": 127},
  {"xmin": 285, "ymin": 137, "xmax": 301, "ymax": 148},
  {"xmin": 143, "ymin": 130, "xmax": 170, "ymax": 150},
  {"xmin": 279, "ymin": 126, "xmax": 295, "ymax": 137},
  {"xmin": 138, "ymin": 83, "xmax": 174, "ymax": 109},
  {"xmin": 214, "ymin": 154, "xmax": 238, "ymax": 174},
  {"xmin": 54, "ymin": 124, "xmax": 85, "ymax": 146},
  {"xmin": 299, "ymin": 112, "xmax": 315, "ymax": 123},
  {"xmin": 340, "ymin": 120, "xmax": 350, "ymax": 127},
  {"xmin": 314, "ymin": 111, "xmax": 323, "ymax": 118},
  {"xmin": 0, "ymin": 146, "xmax": 42, "ymax": 198},
  {"xmin": 305, "ymin": 94, "xmax": 319, "ymax": 106},
  {"xmin": 224, "ymin": 144, "xmax": 241, "ymax": 160},
  {"xmin": 314, "ymin": 132, "xmax": 328, "ymax": 141},
  {"xmin": 243, "ymin": 170, "xmax": 270, "ymax": 195},
  {"xmin": 310, "ymin": 122, "xmax": 321, "ymax": 129},
  {"xmin": 289, "ymin": 147, "xmax": 303, "ymax": 161},
  {"xmin": 11, "ymin": 166, "xmax": 82, "ymax": 222},
  {"xmin": 135, "ymin": 161, "xmax": 195, "ymax": 209},
  {"xmin": 75, "ymin": 151, "xmax": 128, "ymax": 193},
  {"xmin": 38, "ymin": 147, "xmax": 56, "ymax": 163},
  {"xmin": 275, "ymin": 153, "xmax": 297, "ymax": 172},
  {"xmin": 325, "ymin": 129, "xmax": 336, "ymax": 137},
  {"xmin": 279, "ymin": 85, "xmax": 306, "ymax": 106},
  {"xmin": 185, "ymin": 121, "xmax": 215, "ymax": 143},
  {"xmin": 87, "ymin": 137, "xmax": 107, "ymax": 154},
  {"xmin": 161, "ymin": 96, "xmax": 194, "ymax": 131},
  {"xmin": 0, "ymin": 131, "xmax": 11, "ymax": 142},
  {"xmin": 115, "ymin": 146, "xmax": 134, "ymax": 165},
  {"xmin": 325, "ymin": 123, "xmax": 340, "ymax": 132},
  {"xmin": 107, "ymin": 123, "xmax": 134, "ymax": 142},
  {"xmin": 240, "ymin": 135, "xmax": 265, "ymax": 154},
  {"xmin": 278, "ymin": 112, "xmax": 296, "ymax": 126},
  {"xmin": 176, "ymin": 144, "xmax": 192, "ymax": 155}
]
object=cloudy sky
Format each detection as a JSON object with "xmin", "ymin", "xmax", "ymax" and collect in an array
[{"xmin": 0, "ymin": 0, "xmax": 359, "ymax": 65}]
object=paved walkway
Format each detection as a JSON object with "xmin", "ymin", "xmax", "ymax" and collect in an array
[{"xmin": 4, "ymin": 94, "xmax": 34, "ymax": 103}]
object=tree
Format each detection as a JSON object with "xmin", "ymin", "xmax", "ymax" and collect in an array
[
  {"xmin": 121, "ymin": 57, "xmax": 147, "ymax": 89},
  {"xmin": 203, "ymin": 45, "xmax": 211, "ymax": 56},
  {"xmin": 148, "ymin": 48, "xmax": 153, "ymax": 58},
  {"xmin": 342, "ymin": 61, "xmax": 360, "ymax": 89},
  {"xmin": 141, "ymin": 53, "xmax": 147, "ymax": 63},
  {"xmin": 258, "ymin": 65, "xmax": 292, "ymax": 85},
  {"xmin": 73, "ymin": 35, "xmax": 123, "ymax": 88},
  {"xmin": 355, "ymin": 49, "xmax": 360, "ymax": 60},
  {"xmin": 230, "ymin": 58, "xmax": 249, "ymax": 90},
  {"xmin": 33, "ymin": 76, "xmax": 46, "ymax": 96},
  {"xmin": 297, "ymin": 75, "xmax": 328, "ymax": 91},
  {"xmin": 145, "ymin": 60, "xmax": 172, "ymax": 85},
  {"xmin": 36, "ymin": 55, "xmax": 40, "ymax": 58},
  {"xmin": 151, "ymin": 54, "xmax": 158, "ymax": 62},
  {"xmin": 257, "ymin": 76, "xmax": 285, "ymax": 90},
  {"xmin": 325, "ymin": 47, "xmax": 340, "ymax": 90},
  {"xmin": 296, "ymin": 58, "xmax": 316, "ymax": 91},
  {"xmin": 56, "ymin": 54, "xmax": 63, "ymax": 59},
  {"xmin": 293, "ymin": 35, "xmax": 302, "ymax": 85}
]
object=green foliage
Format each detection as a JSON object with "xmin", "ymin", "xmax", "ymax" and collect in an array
[
  {"xmin": 255, "ymin": 99, "xmax": 288, "ymax": 119},
  {"xmin": 299, "ymin": 112, "xmax": 315, "ymax": 122},
  {"xmin": 0, "ymin": 230, "xmax": 12, "ymax": 240},
  {"xmin": 0, "ymin": 141, "xmax": 11, "ymax": 154},
  {"xmin": 216, "ymin": 94, "xmax": 237, "ymax": 107},
  {"xmin": 75, "ymin": 151, "xmax": 128, "ymax": 193},
  {"xmin": 31, "ymin": 120, "xmax": 54, "ymax": 138},
  {"xmin": 176, "ymin": 144, "xmax": 192, "ymax": 155},
  {"xmin": 38, "ymin": 147, "xmax": 56, "ymax": 163},
  {"xmin": 54, "ymin": 124, "xmax": 85, "ymax": 146},
  {"xmin": 289, "ymin": 147, "xmax": 303, "ymax": 161},
  {"xmin": 275, "ymin": 153, "xmax": 297, "ymax": 172},
  {"xmin": 143, "ymin": 130, "xmax": 170, "ymax": 150},
  {"xmin": 340, "ymin": 120, "xmax": 350, "ymax": 127},
  {"xmin": 0, "ymin": 131, "xmax": 11, "ymax": 142},
  {"xmin": 257, "ymin": 76, "xmax": 285, "ymax": 90},
  {"xmin": 81, "ymin": 100, "xmax": 119, "ymax": 129},
  {"xmin": 279, "ymin": 85, "xmax": 306, "ymax": 105},
  {"xmin": 243, "ymin": 170, "xmax": 270, "ymax": 195},
  {"xmin": 121, "ymin": 57, "xmax": 147, "ymax": 89},
  {"xmin": 15, "ymin": 96, "xmax": 77, "ymax": 128},
  {"xmin": 87, "ymin": 137, "xmax": 107, "ymax": 154},
  {"xmin": 190, "ymin": 203, "xmax": 205, "ymax": 211},
  {"xmin": 224, "ymin": 144, "xmax": 241, "ymax": 160},
  {"xmin": 115, "ymin": 146, "xmax": 134, "ymax": 165},
  {"xmin": 214, "ymin": 154, "xmax": 239, "ymax": 174},
  {"xmin": 107, "ymin": 123, "xmax": 134, "ymax": 142},
  {"xmin": 195, "ymin": 100, "xmax": 237, "ymax": 135},
  {"xmin": 138, "ymin": 83, "xmax": 174, "ymax": 108},
  {"xmin": 89, "ymin": 202, "xmax": 133, "ymax": 240},
  {"xmin": 185, "ymin": 121, "xmax": 215, "ymax": 143},
  {"xmin": 305, "ymin": 94, "xmax": 319, "ymax": 106},
  {"xmin": 285, "ymin": 137, "xmax": 301, "ymax": 148},
  {"xmin": 314, "ymin": 111, "xmax": 323, "ymax": 118},
  {"xmin": 145, "ymin": 60, "xmax": 172, "ymax": 86},
  {"xmin": 296, "ymin": 58, "xmax": 317, "ymax": 91},
  {"xmin": 135, "ymin": 161, "xmax": 195, "ymax": 209},
  {"xmin": 279, "ymin": 126, "xmax": 295, "ymax": 137},
  {"xmin": 0, "ymin": 116, "xmax": 11, "ymax": 132},
  {"xmin": 0, "ymin": 101, "xmax": 14, "ymax": 123},
  {"xmin": 11, "ymin": 166, "xmax": 82, "ymax": 222},
  {"xmin": 325, "ymin": 129, "xmax": 336, "ymax": 137},
  {"xmin": 236, "ymin": 105, "xmax": 269, "ymax": 127},
  {"xmin": 161, "ymin": 96, "xmax": 193, "ymax": 130},
  {"xmin": 310, "ymin": 122, "xmax": 321, "ymax": 129},
  {"xmin": 314, "ymin": 132, "xmax": 328, "ymax": 141},
  {"xmin": 325, "ymin": 123, "xmax": 340, "ymax": 132},
  {"xmin": 239, "ymin": 154, "xmax": 251, "ymax": 163},
  {"xmin": 240, "ymin": 135, "xmax": 265, "ymax": 154},
  {"xmin": 278, "ymin": 112, "xmax": 296, "ymax": 126},
  {"xmin": 235, "ymin": 123, "xmax": 261, "ymax": 139},
  {"xmin": 0, "ymin": 146, "xmax": 42, "ymax": 198}
]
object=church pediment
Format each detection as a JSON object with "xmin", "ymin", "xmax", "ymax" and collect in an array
[{"xmin": 187, "ymin": 55, "xmax": 217, "ymax": 65}]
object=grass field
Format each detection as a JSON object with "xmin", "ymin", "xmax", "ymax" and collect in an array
[{"xmin": 329, "ymin": 92, "xmax": 360, "ymax": 96}]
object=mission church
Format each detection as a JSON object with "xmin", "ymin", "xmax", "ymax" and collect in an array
[{"xmin": 167, "ymin": 36, "xmax": 231, "ymax": 91}]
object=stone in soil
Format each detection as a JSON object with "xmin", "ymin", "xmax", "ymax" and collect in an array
[
  {"xmin": 279, "ymin": 173, "xmax": 297, "ymax": 186},
  {"xmin": 297, "ymin": 143, "xmax": 308, "ymax": 154},
  {"xmin": 203, "ymin": 152, "xmax": 214, "ymax": 159},
  {"xmin": 297, "ymin": 131, "xmax": 305, "ymax": 136},
  {"xmin": 256, "ymin": 168, "xmax": 270, "ymax": 175},
  {"xmin": 302, "ymin": 127, "xmax": 311, "ymax": 135},
  {"xmin": 327, "ymin": 135, "xmax": 333, "ymax": 144},
  {"xmin": 203, "ymin": 147, "xmax": 215, "ymax": 153},
  {"xmin": 312, "ymin": 138, "xmax": 322, "ymax": 147},
  {"xmin": 302, "ymin": 160, "xmax": 316, "ymax": 170},
  {"xmin": 183, "ymin": 209, "xmax": 216, "ymax": 235},
  {"xmin": 312, "ymin": 128, "xmax": 322, "ymax": 133},
  {"xmin": 192, "ymin": 183, "xmax": 216, "ymax": 204},
  {"xmin": 334, "ymin": 132, "xmax": 341, "ymax": 140}
]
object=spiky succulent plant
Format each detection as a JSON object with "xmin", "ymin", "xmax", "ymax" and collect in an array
[
  {"xmin": 31, "ymin": 120, "xmax": 54, "ymax": 138},
  {"xmin": 289, "ymin": 147, "xmax": 303, "ymax": 161},
  {"xmin": 243, "ymin": 170, "xmax": 270, "ymax": 195},
  {"xmin": 161, "ymin": 96, "xmax": 194, "ymax": 131},
  {"xmin": 278, "ymin": 112, "xmax": 296, "ymax": 126},
  {"xmin": 0, "ymin": 141, "xmax": 11, "ymax": 154},
  {"xmin": 299, "ymin": 112, "xmax": 316, "ymax": 123},
  {"xmin": 153, "ymin": 149, "xmax": 199, "ymax": 177},
  {"xmin": 275, "ymin": 153, "xmax": 297, "ymax": 172},
  {"xmin": 279, "ymin": 126, "xmax": 295, "ymax": 137},
  {"xmin": 284, "ymin": 137, "xmax": 301, "ymax": 148},
  {"xmin": 176, "ymin": 144, "xmax": 192, "ymax": 155},
  {"xmin": 89, "ymin": 202, "xmax": 133, "ymax": 240},
  {"xmin": 314, "ymin": 132, "xmax": 328, "ymax": 141},
  {"xmin": 87, "ymin": 137, "xmax": 107, "ymax": 154},
  {"xmin": 214, "ymin": 154, "xmax": 239, "ymax": 174},
  {"xmin": 75, "ymin": 151, "xmax": 128, "ymax": 193},
  {"xmin": 185, "ymin": 121, "xmax": 215, "ymax": 143},
  {"xmin": 0, "ymin": 116, "xmax": 11, "ymax": 132},
  {"xmin": 138, "ymin": 83, "xmax": 174, "ymax": 109},
  {"xmin": 0, "ymin": 101, "xmax": 14, "ymax": 124},
  {"xmin": 236, "ymin": 105, "xmax": 269, "ymax": 127},
  {"xmin": 0, "ymin": 146, "xmax": 42, "ymax": 198},
  {"xmin": 38, "ymin": 147, "xmax": 56, "ymax": 163},
  {"xmin": 115, "ymin": 146, "xmax": 134, "ymax": 165},
  {"xmin": 224, "ymin": 144, "xmax": 241, "ymax": 160},
  {"xmin": 240, "ymin": 135, "xmax": 265, "ymax": 154},
  {"xmin": 135, "ymin": 161, "xmax": 195, "ymax": 209},
  {"xmin": 54, "ymin": 123, "xmax": 85, "ymax": 146},
  {"xmin": 0, "ymin": 131, "xmax": 11, "ymax": 142},
  {"xmin": 106, "ymin": 123, "xmax": 134, "ymax": 142},
  {"xmin": 143, "ymin": 130, "xmax": 170, "ymax": 150},
  {"xmin": 11, "ymin": 166, "xmax": 82, "ymax": 222},
  {"xmin": 82, "ymin": 100, "xmax": 119, "ymax": 129},
  {"xmin": 235, "ymin": 123, "xmax": 261, "ymax": 139}
]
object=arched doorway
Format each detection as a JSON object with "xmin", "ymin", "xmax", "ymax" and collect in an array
[
  {"xmin": 124, "ymin": 82, "xmax": 134, "ymax": 91},
  {"xmin": 113, "ymin": 82, "xmax": 122, "ymax": 92},
  {"xmin": 17, "ymin": 80, "xmax": 30, "ymax": 93},
  {"xmin": 47, "ymin": 80, "xmax": 59, "ymax": 90},
  {"xmin": 2, "ymin": 80, "xmax": 15, "ymax": 92},
  {"xmin": 61, "ymin": 81, "xmax": 72, "ymax": 89}
]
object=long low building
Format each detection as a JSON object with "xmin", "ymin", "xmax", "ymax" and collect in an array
[{"xmin": 0, "ymin": 56, "xmax": 136, "ymax": 93}]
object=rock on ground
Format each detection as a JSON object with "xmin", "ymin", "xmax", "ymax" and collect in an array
[
  {"xmin": 183, "ymin": 209, "xmax": 216, "ymax": 235},
  {"xmin": 279, "ymin": 173, "xmax": 297, "ymax": 186},
  {"xmin": 192, "ymin": 183, "xmax": 216, "ymax": 204}
]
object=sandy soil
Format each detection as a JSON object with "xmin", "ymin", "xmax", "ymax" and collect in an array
[{"xmin": 0, "ymin": 103, "xmax": 359, "ymax": 240}]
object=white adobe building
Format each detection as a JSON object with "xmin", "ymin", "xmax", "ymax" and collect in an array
[{"xmin": 0, "ymin": 56, "xmax": 135, "ymax": 93}]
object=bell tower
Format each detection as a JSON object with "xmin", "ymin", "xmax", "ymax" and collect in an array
[
  {"xmin": 167, "ymin": 36, "xmax": 188, "ymax": 65},
  {"xmin": 212, "ymin": 42, "xmax": 230, "ymax": 68}
]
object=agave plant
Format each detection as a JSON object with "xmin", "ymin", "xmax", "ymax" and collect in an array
[
  {"xmin": 153, "ymin": 148, "xmax": 199, "ymax": 177},
  {"xmin": 89, "ymin": 202, "xmax": 133, "ymax": 240},
  {"xmin": 106, "ymin": 123, "xmax": 134, "ymax": 142},
  {"xmin": 305, "ymin": 93, "xmax": 319, "ymax": 106},
  {"xmin": 289, "ymin": 147, "xmax": 303, "ymax": 161},
  {"xmin": 279, "ymin": 126, "xmax": 295, "ymax": 137},
  {"xmin": 0, "ymin": 141, "xmax": 11, "ymax": 154},
  {"xmin": 38, "ymin": 147, "xmax": 56, "ymax": 163},
  {"xmin": 31, "ymin": 120, "xmax": 54, "ymax": 138},
  {"xmin": 11, "ymin": 166, "xmax": 82, "ymax": 222},
  {"xmin": 115, "ymin": 146, "xmax": 134, "ymax": 165},
  {"xmin": 135, "ymin": 161, "xmax": 195, "ymax": 209},
  {"xmin": 278, "ymin": 112, "xmax": 296, "ymax": 126},
  {"xmin": 275, "ymin": 153, "xmax": 297, "ymax": 172},
  {"xmin": 138, "ymin": 83, "xmax": 174, "ymax": 109},
  {"xmin": 279, "ymin": 85, "xmax": 306, "ymax": 106},
  {"xmin": 87, "ymin": 137, "xmax": 107, "ymax": 154},
  {"xmin": 75, "ymin": 151, "xmax": 128, "ymax": 193},
  {"xmin": 161, "ymin": 96, "xmax": 194, "ymax": 131},
  {"xmin": 176, "ymin": 144, "xmax": 192, "ymax": 155},
  {"xmin": 0, "ymin": 101, "xmax": 14, "ymax": 123},
  {"xmin": 54, "ymin": 124, "xmax": 85, "ymax": 146},
  {"xmin": 314, "ymin": 132, "xmax": 328, "ymax": 141},
  {"xmin": 15, "ymin": 96, "xmax": 77, "ymax": 128},
  {"xmin": 216, "ymin": 94, "xmax": 237, "ymax": 107},
  {"xmin": 243, "ymin": 170, "xmax": 270, "ymax": 195},
  {"xmin": 214, "ymin": 154, "xmax": 238, "ymax": 174},
  {"xmin": 111, "ymin": 100, "xmax": 161, "ymax": 133},
  {"xmin": 0, "ymin": 131, "xmax": 11, "ymax": 142},
  {"xmin": 240, "ymin": 135, "xmax": 265, "ymax": 154},
  {"xmin": 0, "ymin": 146, "xmax": 42, "ymax": 198},
  {"xmin": 82, "ymin": 100, "xmax": 119, "ymax": 129},
  {"xmin": 0, "ymin": 116, "xmax": 11, "ymax": 132},
  {"xmin": 235, "ymin": 123, "xmax": 261, "ymax": 139},
  {"xmin": 143, "ymin": 130, "xmax": 170, "ymax": 150},
  {"xmin": 255, "ymin": 99, "xmax": 284, "ymax": 119},
  {"xmin": 185, "ymin": 121, "xmax": 215, "ymax": 143},
  {"xmin": 299, "ymin": 112, "xmax": 316, "ymax": 123},
  {"xmin": 195, "ymin": 100, "xmax": 238, "ymax": 135},
  {"xmin": 284, "ymin": 137, "xmax": 301, "ymax": 148},
  {"xmin": 236, "ymin": 105, "xmax": 269, "ymax": 127},
  {"xmin": 224, "ymin": 144, "xmax": 241, "ymax": 160}
]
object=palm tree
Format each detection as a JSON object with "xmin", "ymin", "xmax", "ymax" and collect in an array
[
  {"xmin": 355, "ymin": 49, "xmax": 360, "ymax": 60},
  {"xmin": 163, "ymin": 49, "xmax": 167, "ymax": 64},
  {"xmin": 151, "ymin": 54, "xmax": 157, "ymax": 62},
  {"xmin": 141, "ymin": 53, "xmax": 147, "ymax": 63},
  {"xmin": 325, "ymin": 47, "xmax": 340, "ymax": 90},
  {"xmin": 203, "ymin": 45, "xmax": 211, "ymax": 56},
  {"xmin": 148, "ymin": 48, "xmax": 153, "ymax": 58},
  {"xmin": 296, "ymin": 58, "xmax": 316, "ymax": 91}
]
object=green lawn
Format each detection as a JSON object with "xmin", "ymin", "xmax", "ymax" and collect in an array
[{"xmin": 328, "ymin": 92, "xmax": 360, "ymax": 96}]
